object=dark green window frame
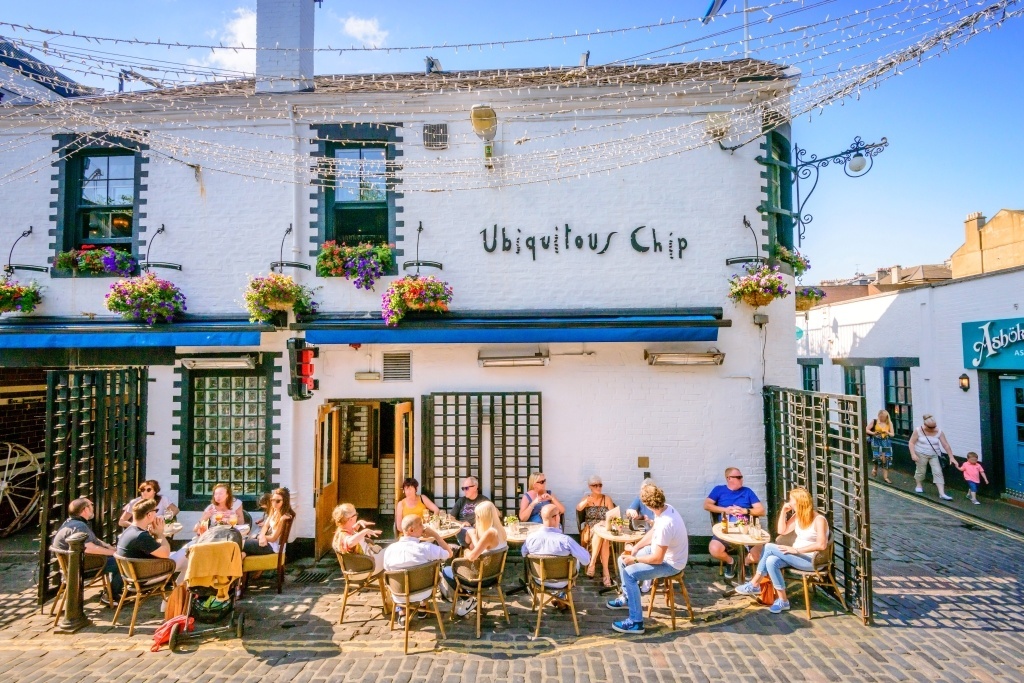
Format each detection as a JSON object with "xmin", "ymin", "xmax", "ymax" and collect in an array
[
  {"xmin": 844, "ymin": 366, "xmax": 865, "ymax": 397},
  {"xmin": 325, "ymin": 143, "xmax": 390, "ymax": 246},
  {"xmin": 758, "ymin": 130, "xmax": 797, "ymax": 251},
  {"xmin": 802, "ymin": 364, "xmax": 820, "ymax": 392},
  {"xmin": 884, "ymin": 367, "xmax": 913, "ymax": 439},
  {"xmin": 66, "ymin": 148, "xmax": 138, "ymax": 250}
]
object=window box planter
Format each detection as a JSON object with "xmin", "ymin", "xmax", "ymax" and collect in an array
[
  {"xmin": 315, "ymin": 241, "xmax": 393, "ymax": 290},
  {"xmin": 105, "ymin": 273, "xmax": 187, "ymax": 324},
  {"xmin": 381, "ymin": 275, "xmax": 453, "ymax": 327},
  {"xmin": 774, "ymin": 245, "xmax": 810, "ymax": 278},
  {"xmin": 243, "ymin": 273, "xmax": 319, "ymax": 324},
  {"xmin": 55, "ymin": 245, "xmax": 138, "ymax": 277},
  {"xmin": 728, "ymin": 264, "xmax": 790, "ymax": 308},
  {"xmin": 0, "ymin": 277, "xmax": 43, "ymax": 315},
  {"xmin": 795, "ymin": 286, "xmax": 826, "ymax": 311}
]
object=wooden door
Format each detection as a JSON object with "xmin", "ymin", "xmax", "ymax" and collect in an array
[
  {"xmin": 337, "ymin": 402, "xmax": 380, "ymax": 509},
  {"xmin": 394, "ymin": 401, "xmax": 414, "ymax": 507},
  {"xmin": 314, "ymin": 403, "xmax": 341, "ymax": 559}
]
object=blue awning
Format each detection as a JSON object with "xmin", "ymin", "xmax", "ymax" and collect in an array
[
  {"xmin": 298, "ymin": 308, "xmax": 729, "ymax": 345},
  {"xmin": 0, "ymin": 318, "xmax": 272, "ymax": 349}
]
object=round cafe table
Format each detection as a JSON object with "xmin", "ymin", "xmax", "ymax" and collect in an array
[
  {"xmin": 711, "ymin": 522, "xmax": 771, "ymax": 583},
  {"xmin": 424, "ymin": 523, "xmax": 462, "ymax": 542},
  {"xmin": 591, "ymin": 521, "xmax": 646, "ymax": 591},
  {"xmin": 503, "ymin": 523, "xmax": 542, "ymax": 595}
]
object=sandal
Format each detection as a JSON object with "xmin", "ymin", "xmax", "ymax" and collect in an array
[
  {"xmin": 884, "ymin": 478, "xmax": 892, "ymax": 484},
  {"xmin": 586, "ymin": 566, "xmax": 596, "ymax": 579},
  {"xmin": 602, "ymin": 575, "xmax": 613, "ymax": 588}
]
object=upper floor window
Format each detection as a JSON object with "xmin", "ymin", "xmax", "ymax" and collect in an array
[
  {"xmin": 802, "ymin": 364, "xmax": 820, "ymax": 392},
  {"xmin": 72, "ymin": 150, "xmax": 136, "ymax": 249},
  {"xmin": 759, "ymin": 130, "xmax": 796, "ymax": 251},
  {"xmin": 329, "ymin": 145, "xmax": 387, "ymax": 245}
]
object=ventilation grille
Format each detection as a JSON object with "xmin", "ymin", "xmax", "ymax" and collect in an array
[
  {"xmin": 423, "ymin": 124, "xmax": 448, "ymax": 150},
  {"xmin": 383, "ymin": 352, "xmax": 412, "ymax": 381}
]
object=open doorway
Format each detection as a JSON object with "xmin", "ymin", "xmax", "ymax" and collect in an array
[{"xmin": 313, "ymin": 398, "xmax": 413, "ymax": 558}]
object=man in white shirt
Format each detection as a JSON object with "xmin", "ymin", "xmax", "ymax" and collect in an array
[
  {"xmin": 383, "ymin": 514, "xmax": 453, "ymax": 624},
  {"xmin": 605, "ymin": 484, "xmax": 688, "ymax": 635}
]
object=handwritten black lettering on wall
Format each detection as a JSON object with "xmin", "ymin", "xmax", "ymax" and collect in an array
[{"xmin": 480, "ymin": 225, "xmax": 687, "ymax": 261}]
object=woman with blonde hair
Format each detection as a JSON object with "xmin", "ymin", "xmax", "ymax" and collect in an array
[
  {"xmin": 519, "ymin": 471, "xmax": 565, "ymax": 523},
  {"xmin": 867, "ymin": 409, "xmax": 894, "ymax": 483},
  {"xmin": 332, "ymin": 503, "xmax": 384, "ymax": 576},
  {"xmin": 734, "ymin": 488, "xmax": 829, "ymax": 614},
  {"xmin": 441, "ymin": 500, "xmax": 506, "ymax": 617}
]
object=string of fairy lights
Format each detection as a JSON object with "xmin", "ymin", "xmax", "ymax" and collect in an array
[{"xmin": 0, "ymin": 0, "xmax": 1017, "ymax": 192}]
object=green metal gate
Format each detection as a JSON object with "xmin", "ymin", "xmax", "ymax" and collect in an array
[
  {"xmin": 37, "ymin": 368, "xmax": 148, "ymax": 607},
  {"xmin": 764, "ymin": 385, "xmax": 873, "ymax": 624},
  {"xmin": 422, "ymin": 392, "xmax": 541, "ymax": 517}
]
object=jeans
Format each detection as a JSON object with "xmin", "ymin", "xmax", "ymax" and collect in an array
[
  {"xmin": 755, "ymin": 543, "xmax": 815, "ymax": 590},
  {"xmin": 103, "ymin": 556, "xmax": 124, "ymax": 598},
  {"xmin": 617, "ymin": 546, "xmax": 682, "ymax": 623},
  {"xmin": 914, "ymin": 453, "xmax": 945, "ymax": 486}
]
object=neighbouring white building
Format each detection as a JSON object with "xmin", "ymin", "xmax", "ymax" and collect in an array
[{"xmin": 1, "ymin": 0, "xmax": 803, "ymax": 555}]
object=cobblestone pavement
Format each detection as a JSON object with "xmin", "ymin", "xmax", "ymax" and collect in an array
[{"xmin": 1, "ymin": 485, "xmax": 1022, "ymax": 682}]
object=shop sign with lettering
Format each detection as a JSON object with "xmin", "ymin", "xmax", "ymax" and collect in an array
[
  {"xmin": 962, "ymin": 317, "xmax": 1024, "ymax": 370},
  {"xmin": 480, "ymin": 224, "xmax": 687, "ymax": 261}
]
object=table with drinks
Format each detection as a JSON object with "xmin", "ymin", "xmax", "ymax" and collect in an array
[
  {"xmin": 592, "ymin": 520, "xmax": 647, "ymax": 590},
  {"xmin": 711, "ymin": 517, "xmax": 771, "ymax": 583},
  {"xmin": 424, "ymin": 512, "xmax": 462, "ymax": 541},
  {"xmin": 196, "ymin": 511, "xmax": 250, "ymax": 539}
]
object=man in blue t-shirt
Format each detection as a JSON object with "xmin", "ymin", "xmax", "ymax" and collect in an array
[{"xmin": 703, "ymin": 467, "xmax": 766, "ymax": 580}]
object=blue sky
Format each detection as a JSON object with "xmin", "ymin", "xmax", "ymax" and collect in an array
[{"xmin": 2, "ymin": 0, "xmax": 1022, "ymax": 282}]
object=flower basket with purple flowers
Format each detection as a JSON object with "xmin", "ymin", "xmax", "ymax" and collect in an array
[
  {"xmin": 315, "ymin": 241, "xmax": 393, "ymax": 290},
  {"xmin": 774, "ymin": 245, "xmax": 810, "ymax": 277},
  {"xmin": 243, "ymin": 273, "xmax": 319, "ymax": 323},
  {"xmin": 55, "ymin": 245, "xmax": 138, "ymax": 276},
  {"xmin": 381, "ymin": 275, "xmax": 453, "ymax": 327},
  {"xmin": 105, "ymin": 273, "xmax": 186, "ymax": 324},
  {"xmin": 795, "ymin": 286, "xmax": 826, "ymax": 311},
  {"xmin": 728, "ymin": 264, "xmax": 790, "ymax": 308},
  {"xmin": 0, "ymin": 277, "xmax": 43, "ymax": 315}
]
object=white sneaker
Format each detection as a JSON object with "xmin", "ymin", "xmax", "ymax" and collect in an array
[
  {"xmin": 973, "ymin": 500, "xmax": 981, "ymax": 505},
  {"xmin": 455, "ymin": 597, "xmax": 477, "ymax": 617},
  {"xmin": 939, "ymin": 494, "xmax": 953, "ymax": 501},
  {"xmin": 640, "ymin": 580, "xmax": 652, "ymax": 594},
  {"xmin": 160, "ymin": 600, "xmax": 167, "ymax": 612},
  {"xmin": 914, "ymin": 487, "xmax": 924, "ymax": 493}
]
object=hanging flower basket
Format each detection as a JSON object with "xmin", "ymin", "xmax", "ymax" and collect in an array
[
  {"xmin": 381, "ymin": 275, "xmax": 453, "ymax": 327},
  {"xmin": 774, "ymin": 245, "xmax": 811, "ymax": 277},
  {"xmin": 728, "ymin": 264, "xmax": 790, "ymax": 308},
  {"xmin": 243, "ymin": 273, "xmax": 319, "ymax": 323},
  {"xmin": 105, "ymin": 273, "xmax": 187, "ymax": 324},
  {"xmin": 0, "ymin": 277, "xmax": 43, "ymax": 314},
  {"xmin": 55, "ymin": 245, "xmax": 138, "ymax": 276},
  {"xmin": 315, "ymin": 241, "xmax": 393, "ymax": 290},
  {"xmin": 795, "ymin": 286, "xmax": 826, "ymax": 311}
]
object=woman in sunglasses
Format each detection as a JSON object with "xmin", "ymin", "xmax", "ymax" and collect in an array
[
  {"xmin": 519, "ymin": 471, "xmax": 565, "ymax": 523},
  {"xmin": 118, "ymin": 479, "xmax": 179, "ymax": 528},
  {"xmin": 244, "ymin": 488, "xmax": 294, "ymax": 556},
  {"xmin": 576, "ymin": 475, "xmax": 615, "ymax": 586}
]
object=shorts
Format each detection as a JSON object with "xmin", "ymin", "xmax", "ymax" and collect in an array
[{"xmin": 968, "ymin": 481, "xmax": 979, "ymax": 494}]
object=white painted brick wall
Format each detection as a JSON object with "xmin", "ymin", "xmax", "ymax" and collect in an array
[{"xmin": 255, "ymin": 0, "xmax": 314, "ymax": 93}]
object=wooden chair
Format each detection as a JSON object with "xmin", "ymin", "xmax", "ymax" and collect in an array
[
  {"xmin": 785, "ymin": 539, "xmax": 848, "ymax": 619},
  {"xmin": 336, "ymin": 550, "xmax": 389, "ymax": 623},
  {"xmin": 525, "ymin": 554, "xmax": 580, "ymax": 638},
  {"xmin": 646, "ymin": 569, "xmax": 695, "ymax": 630},
  {"xmin": 50, "ymin": 549, "xmax": 113, "ymax": 626},
  {"xmin": 710, "ymin": 511, "xmax": 740, "ymax": 577},
  {"xmin": 241, "ymin": 516, "xmax": 292, "ymax": 594},
  {"xmin": 384, "ymin": 560, "xmax": 446, "ymax": 655},
  {"xmin": 111, "ymin": 555, "xmax": 176, "ymax": 636},
  {"xmin": 448, "ymin": 546, "xmax": 510, "ymax": 638}
]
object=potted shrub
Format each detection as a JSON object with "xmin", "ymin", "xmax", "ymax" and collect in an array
[
  {"xmin": 381, "ymin": 275, "xmax": 453, "ymax": 327},
  {"xmin": 728, "ymin": 263, "xmax": 790, "ymax": 308},
  {"xmin": 795, "ymin": 286, "xmax": 826, "ymax": 311},
  {"xmin": 0, "ymin": 277, "xmax": 42, "ymax": 315},
  {"xmin": 105, "ymin": 273, "xmax": 187, "ymax": 324},
  {"xmin": 243, "ymin": 273, "xmax": 319, "ymax": 323},
  {"xmin": 774, "ymin": 245, "xmax": 810, "ymax": 277},
  {"xmin": 315, "ymin": 241, "xmax": 393, "ymax": 290},
  {"xmin": 55, "ymin": 245, "xmax": 138, "ymax": 276}
]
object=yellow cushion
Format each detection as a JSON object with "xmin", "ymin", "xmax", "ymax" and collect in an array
[{"xmin": 242, "ymin": 554, "xmax": 280, "ymax": 572}]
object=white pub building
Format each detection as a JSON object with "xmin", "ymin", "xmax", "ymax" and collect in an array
[{"xmin": 0, "ymin": 0, "xmax": 801, "ymax": 555}]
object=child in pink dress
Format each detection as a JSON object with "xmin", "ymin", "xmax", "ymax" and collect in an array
[{"xmin": 949, "ymin": 452, "xmax": 989, "ymax": 505}]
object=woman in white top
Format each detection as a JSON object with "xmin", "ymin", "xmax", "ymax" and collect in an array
[
  {"xmin": 734, "ymin": 488, "xmax": 829, "ymax": 614},
  {"xmin": 118, "ymin": 480, "xmax": 179, "ymax": 528},
  {"xmin": 441, "ymin": 501, "xmax": 507, "ymax": 617},
  {"xmin": 243, "ymin": 488, "xmax": 294, "ymax": 556},
  {"xmin": 907, "ymin": 414, "xmax": 955, "ymax": 501},
  {"xmin": 193, "ymin": 482, "xmax": 245, "ymax": 533}
]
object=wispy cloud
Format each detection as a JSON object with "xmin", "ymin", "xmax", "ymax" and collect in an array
[
  {"xmin": 200, "ymin": 8, "xmax": 257, "ymax": 75},
  {"xmin": 342, "ymin": 16, "xmax": 388, "ymax": 47}
]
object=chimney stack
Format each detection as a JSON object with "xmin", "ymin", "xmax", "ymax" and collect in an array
[
  {"xmin": 963, "ymin": 211, "xmax": 986, "ymax": 252},
  {"xmin": 256, "ymin": 0, "xmax": 315, "ymax": 94}
]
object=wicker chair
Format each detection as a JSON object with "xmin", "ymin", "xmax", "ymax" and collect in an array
[
  {"xmin": 785, "ymin": 538, "xmax": 848, "ymax": 619},
  {"xmin": 448, "ymin": 546, "xmax": 510, "ymax": 638},
  {"xmin": 646, "ymin": 569, "xmax": 695, "ymax": 630},
  {"xmin": 384, "ymin": 560, "xmax": 447, "ymax": 655},
  {"xmin": 241, "ymin": 516, "xmax": 292, "ymax": 594},
  {"xmin": 112, "ymin": 554, "xmax": 177, "ymax": 636},
  {"xmin": 525, "ymin": 554, "xmax": 580, "ymax": 638},
  {"xmin": 336, "ymin": 550, "xmax": 388, "ymax": 623},
  {"xmin": 49, "ymin": 549, "xmax": 113, "ymax": 626}
]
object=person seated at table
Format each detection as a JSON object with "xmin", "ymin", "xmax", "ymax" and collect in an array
[
  {"xmin": 606, "ymin": 483, "xmax": 688, "ymax": 635},
  {"xmin": 53, "ymin": 497, "xmax": 123, "ymax": 605},
  {"xmin": 703, "ymin": 467, "xmax": 766, "ymax": 579},
  {"xmin": 441, "ymin": 501, "xmax": 507, "ymax": 617},
  {"xmin": 193, "ymin": 483, "xmax": 245, "ymax": 534},
  {"xmin": 624, "ymin": 478, "xmax": 656, "ymax": 522},
  {"xmin": 332, "ymin": 502, "xmax": 384, "ymax": 576},
  {"xmin": 449, "ymin": 476, "xmax": 491, "ymax": 546},
  {"xmin": 383, "ymin": 513, "xmax": 453, "ymax": 626},
  {"xmin": 576, "ymin": 475, "xmax": 615, "ymax": 587},
  {"xmin": 243, "ymin": 488, "xmax": 294, "ymax": 557},
  {"xmin": 395, "ymin": 477, "xmax": 439, "ymax": 531},
  {"xmin": 735, "ymin": 487, "xmax": 829, "ymax": 613},
  {"xmin": 522, "ymin": 504, "xmax": 590, "ymax": 607},
  {"xmin": 520, "ymin": 471, "xmax": 566, "ymax": 523},
  {"xmin": 118, "ymin": 480, "xmax": 179, "ymax": 529},
  {"xmin": 118, "ymin": 498, "xmax": 191, "ymax": 584}
]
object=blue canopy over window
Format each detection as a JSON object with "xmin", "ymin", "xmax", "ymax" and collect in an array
[{"xmin": 0, "ymin": 318, "xmax": 271, "ymax": 349}]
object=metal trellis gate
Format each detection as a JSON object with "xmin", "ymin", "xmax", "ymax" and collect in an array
[
  {"xmin": 422, "ymin": 392, "xmax": 542, "ymax": 517},
  {"xmin": 37, "ymin": 368, "xmax": 148, "ymax": 607},
  {"xmin": 764, "ymin": 385, "xmax": 873, "ymax": 624}
]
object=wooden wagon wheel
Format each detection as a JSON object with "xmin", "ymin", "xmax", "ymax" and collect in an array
[{"xmin": 0, "ymin": 443, "xmax": 44, "ymax": 537}]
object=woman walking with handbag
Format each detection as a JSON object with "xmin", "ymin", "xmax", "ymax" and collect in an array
[{"xmin": 907, "ymin": 414, "xmax": 955, "ymax": 501}]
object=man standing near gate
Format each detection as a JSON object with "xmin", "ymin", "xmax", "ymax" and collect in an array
[{"xmin": 52, "ymin": 497, "xmax": 123, "ymax": 605}]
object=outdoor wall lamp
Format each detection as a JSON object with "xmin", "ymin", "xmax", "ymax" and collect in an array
[
  {"xmin": 471, "ymin": 104, "xmax": 498, "ymax": 169},
  {"xmin": 644, "ymin": 349, "xmax": 725, "ymax": 366},
  {"xmin": 181, "ymin": 355, "xmax": 257, "ymax": 370},
  {"xmin": 478, "ymin": 352, "xmax": 548, "ymax": 367},
  {"xmin": 959, "ymin": 373, "xmax": 970, "ymax": 392}
]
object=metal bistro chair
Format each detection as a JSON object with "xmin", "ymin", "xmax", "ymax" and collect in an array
[
  {"xmin": 646, "ymin": 569, "xmax": 695, "ymax": 630},
  {"xmin": 785, "ymin": 538, "xmax": 848, "ymax": 619},
  {"xmin": 384, "ymin": 560, "xmax": 447, "ymax": 655},
  {"xmin": 337, "ymin": 550, "xmax": 389, "ymax": 623},
  {"xmin": 241, "ymin": 516, "xmax": 293, "ymax": 594},
  {"xmin": 526, "ymin": 554, "xmax": 580, "ymax": 638},
  {"xmin": 50, "ymin": 548, "xmax": 113, "ymax": 626},
  {"xmin": 448, "ymin": 546, "xmax": 510, "ymax": 638},
  {"xmin": 112, "ymin": 554, "xmax": 177, "ymax": 636}
]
